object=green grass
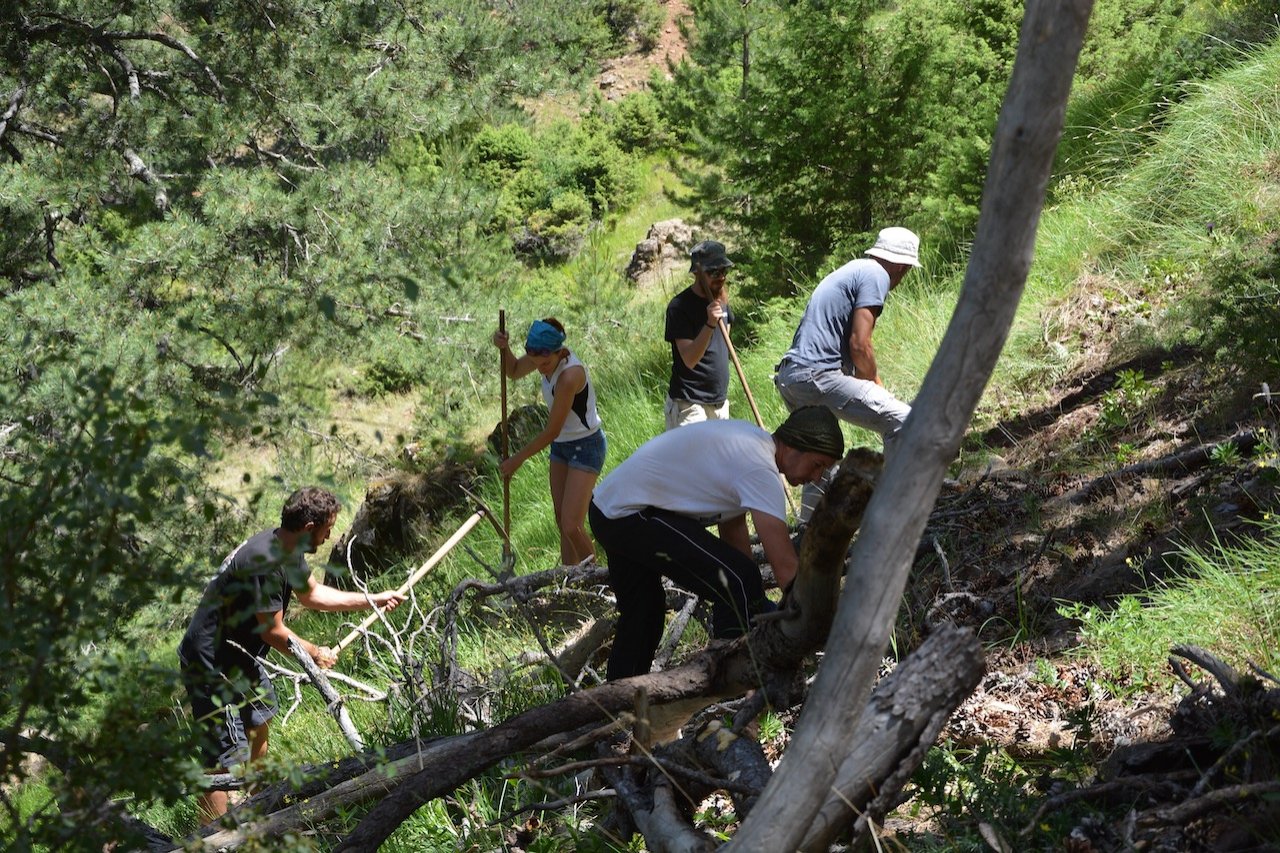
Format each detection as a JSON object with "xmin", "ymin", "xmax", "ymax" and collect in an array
[{"xmin": 1061, "ymin": 513, "xmax": 1280, "ymax": 689}]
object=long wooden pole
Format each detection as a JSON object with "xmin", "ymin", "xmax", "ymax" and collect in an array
[
  {"xmin": 719, "ymin": 317, "xmax": 764, "ymax": 429},
  {"xmin": 720, "ymin": 317, "xmax": 796, "ymax": 517},
  {"xmin": 334, "ymin": 510, "xmax": 487, "ymax": 654},
  {"xmin": 499, "ymin": 309, "xmax": 512, "ymax": 569}
]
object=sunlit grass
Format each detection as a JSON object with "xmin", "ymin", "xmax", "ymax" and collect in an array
[{"xmin": 1062, "ymin": 515, "xmax": 1280, "ymax": 689}]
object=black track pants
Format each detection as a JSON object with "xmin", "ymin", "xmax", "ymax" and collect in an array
[{"xmin": 589, "ymin": 501, "xmax": 766, "ymax": 681}]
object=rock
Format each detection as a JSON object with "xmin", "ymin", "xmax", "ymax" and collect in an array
[
  {"xmin": 486, "ymin": 403, "xmax": 548, "ymax": 457},
  {"xmin": 326, "ymin": 460, "xmax": 477, "ymax": 586},
  {"xmin": 625, "ymin": 218, "xmax": 694, "ymax": 290}
]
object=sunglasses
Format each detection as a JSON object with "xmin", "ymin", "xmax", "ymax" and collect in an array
[{"xmin": 705, "ymin": 268, "xmax": 729, "ymax": 279}]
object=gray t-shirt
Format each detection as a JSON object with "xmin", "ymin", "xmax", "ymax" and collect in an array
[{"xmin": 783, "ymin": 258, "xmax": 890, "ymax": 373}]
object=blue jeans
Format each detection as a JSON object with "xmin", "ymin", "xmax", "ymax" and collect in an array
[{"xmin": 550, "ymin": 430, "xmax": 607, "ymax": 474}]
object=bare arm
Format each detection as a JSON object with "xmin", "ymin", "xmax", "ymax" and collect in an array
[
  {"xmin": 255, "ymin": 609, "xmax": 335, "ymax": 668},
  {"xmin": 297, "ymin": 575, "xmax": 403, "ymax": 613},
  {"xmin": 848, "ymin": 306, "xmax": 881, "ymax": 384},
  {"xmin": 500, "ymin": 364, "xmax": 585, "ymax": 478},
  {"xmin": 492, "ymin": 329, "xmax": 539, "ymax": 379},
  {"xmin": 752, "ymin": 510, "xmax": 798, "ymax": 590},
  {"xmin": 673, "ymin": 299, "xmax": 728, "ymax": 370}
]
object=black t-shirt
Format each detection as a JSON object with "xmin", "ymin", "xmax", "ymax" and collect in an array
[
  {"xmin": 665, "ymin": 286, "xmax": 735, "ymax": 405},
  {"xmin": 177, "ymin": 529, "xmax": 307, "ymax": 678}
]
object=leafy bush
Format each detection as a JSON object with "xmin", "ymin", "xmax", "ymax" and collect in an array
[
  {"xmin": 471, "ymin": 124, "xmax": 537, "ymax": 187},
  {"xmin": 516, "ymin": 190, "xmax": 595, "ymax": 262},
  {"xmin": 480, "ymin": 121, "xmax": 641, "ymax": 261}
]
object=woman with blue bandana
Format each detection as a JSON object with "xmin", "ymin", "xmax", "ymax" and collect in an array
[{"xmin": 493, "ymin": 317, "xmax": 606, "ymax": 566}]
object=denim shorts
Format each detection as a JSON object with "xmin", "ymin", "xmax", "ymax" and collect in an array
[{"xmin": 550, "ymin": 429, "xmax": 607, "ymax": 474}]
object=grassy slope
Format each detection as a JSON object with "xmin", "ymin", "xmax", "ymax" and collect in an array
[{"xmin": 124, "ymin": 37, "xmax": 1280, "ymax": 849}]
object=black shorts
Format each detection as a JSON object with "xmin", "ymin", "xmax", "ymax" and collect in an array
[{"xmin": 181, "ymin": 661, "xmax": 278, "ymax": 770}]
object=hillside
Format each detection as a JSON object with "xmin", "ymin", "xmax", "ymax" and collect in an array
[{"xmin": 3, "ymin": 0, "xmax": 1279, "ymax": 849}]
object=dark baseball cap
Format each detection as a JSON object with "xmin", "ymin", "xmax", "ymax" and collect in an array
[{"xmin": 689, "ymin": 240, "xmax": 734, "ymax": 272}]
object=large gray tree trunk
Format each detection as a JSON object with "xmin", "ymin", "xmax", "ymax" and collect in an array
[{"xmin": 726, "ymin": 1, "xmax": 1095, "ymax": 849}]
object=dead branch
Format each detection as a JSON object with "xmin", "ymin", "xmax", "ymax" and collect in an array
[
  {"xmin": 101, "ymin": 29, "xmax": 224, "ymax": 96},
  {"xmin": 1068, "ymin": 430, "xmax": 1259, "ymax": 504},
  {"xmin": 803, "ymin": 624, "xmax": 986, "ymax": 851},
  {"xmin": 439, "ymin": 560, "xmax": 610, "ymax": 687},
  {"xmin": 1137, "ymin": 780, "xmax": 1280, "ymax": 828},
  {"xmin": 608, "ymin": 767, "xmax": 716, "ymax": 853},
  {"xmin": 0, "ymin": 85, "xmax": 27, "ymax": 149},
  {"xmin": 122, "ymin": 148, "xmax": 169, "ymax": 212},
  {"xmin": 288, "ymin": 638, "xmax": 363, "ymax": 752},
  {"xmin": 653, "ymin": 593, "xmax": 699, "ymax": 670},
  {"xmin": 689, "ymin": 720, "xmax": 772, "ymax": 817},
  {"xmin": 1190, "ymin": 724, "xmax": 1279, "ymax": 798},
  {"xmin": 1170, "ymin": 644, "xmax": 1242, "ymax": 695},
  {"xmin": 1019, "ymin": 771, "xmax": 1200, "ymax": 837},
  {"xmin": 494, "ymin": 788, "xmax": 616, "ymax": 823}
]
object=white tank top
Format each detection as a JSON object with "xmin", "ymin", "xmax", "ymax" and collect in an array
[{"xmin": 542, "ymin": 351, "xmax": 602, "ymax": 442}]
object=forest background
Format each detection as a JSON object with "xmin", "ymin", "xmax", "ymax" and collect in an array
[{"xmin": 3, "ymin": 0, "xmax": 1279, "ymax": 849}]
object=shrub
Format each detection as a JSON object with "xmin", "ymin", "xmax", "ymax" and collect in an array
[
  {"xmin": 517, "ymin": 190, "xmax": 594, "ymax": 262},
  {"xmin": 472, "ymin": 124, "xmax": 536, "ymax": 187},
  {"xmin": 609, "ymin": 91, "xmax": 671, "ymax": 152}
]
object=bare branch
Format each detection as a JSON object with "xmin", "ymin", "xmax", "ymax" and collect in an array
[
  {"xmin": 0, "ymin": 85, "xmax": 27, "ymax": 149},
  {"xmin": 122, "ymin": 148, "xmax": 169, "ymax": 212},
  {"xmin": 288, "ymin": 638, "xmax": 364, "ymax": 752},
  {"xmin": 101, "ymin": 30, "xmax": 225, "ymax": 97}
]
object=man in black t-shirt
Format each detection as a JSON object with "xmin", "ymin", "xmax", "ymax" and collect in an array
[
  {"xmin": 664, "ymin": 239, "xmax": 737, "ymax": 430},
  {"xmin": 178, "ymin": 487, "xmax": 402, "ymax": 824}
]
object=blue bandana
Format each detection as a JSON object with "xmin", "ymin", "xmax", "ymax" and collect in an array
[{"xmin": 525, "ymin": 320, "xmax": 566, "ymax": 352}]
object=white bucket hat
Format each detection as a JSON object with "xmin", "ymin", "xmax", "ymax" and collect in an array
[{"xmin": 865, "ymin": 227, "xmax": 921, "ymax": 268}]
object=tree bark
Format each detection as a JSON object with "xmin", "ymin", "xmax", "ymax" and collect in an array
[
  {"xmin": 726, "ymin": 2, "xmax": 1095, "ymax": 850},
  {"xmin": 801, "ymin": 624, "xmax": 985, "ymax": 850}
]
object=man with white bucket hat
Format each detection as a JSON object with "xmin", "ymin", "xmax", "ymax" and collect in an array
[{"xmin": 773, "ymin": 226, "xmax": 922, "ymax": 517}]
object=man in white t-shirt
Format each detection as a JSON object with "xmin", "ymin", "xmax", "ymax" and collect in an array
[{"xmin": 588, "ymin": 407, "xmax": 843, "ymax": 680}]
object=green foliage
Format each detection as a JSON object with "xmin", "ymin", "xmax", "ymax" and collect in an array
[
  {"xmin": 1057, "ymin": 0, "xmax": 1279, "ymax": 182},
  {"xmin": 1059, "ymin": 517, "xmax": 1280, "ymax": 688},
  {"xmin": 522, "ymin": 190, "xmax": 595, "ymax": 262},
  {"xmin": 664, "ymin": 0, "xmax": 1022, "ymax": 282},
  {"xmin": 908, "ymin": 730, "xmax": 1096, "ymax": 850},
  {"xmin": 0, "ymin": 357, "xmax": 239, "ymax": 848},
  {"xmin": 1095, "ymin": 368, "xmax": 1158, "ymax": 434},
  {"xmin": 476, "ymin": 120, "xmax": 642, "ymax": 262},
  {"xmin": 1194, "ymin": 236, "xmax": 1280, "ymax": 374},
  {"xmin": 472, "ymin": 124, "xmax": 537, "ymax": 186},
  {"xmin": 606, "ymin": 91, "xmax": 672, "ymax": 153}
]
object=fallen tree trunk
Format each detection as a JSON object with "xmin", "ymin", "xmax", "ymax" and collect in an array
[
  {"xmin": 181, "ymin": 453, "xmax": 883, "ymax": 850},
  {"xmin": 803, "ymin": 624, "xmax": 985, "ymax": 850}
]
